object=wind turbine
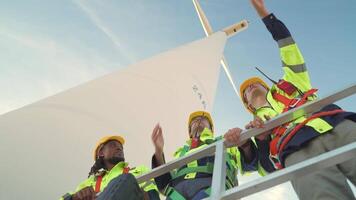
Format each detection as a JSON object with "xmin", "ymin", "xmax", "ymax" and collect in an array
[{"xmin": 192, "ymin": 0, "xmax": 248, "ymax": 98}]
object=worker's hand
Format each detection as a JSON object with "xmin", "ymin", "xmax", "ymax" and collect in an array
[
  {"xmin": 225, "ymin": 128, "xmax": 257, "ymax": 163},
  {"xmin": 72, "ymin": 186, "xmax": 96, "ymax": 200},
  {"xmin": 151, "ymin": 123, "xmax": 165, "ymax": 165},
  {"xmin": 250, "ymin": 0, "xmax": 269, "ymax": 18},
  {"xmin": 224, "ymin": 127, "xmax": 246, "ymax": 147},
  {"xmin": 151, "ymin": 123, "xmax": 164, "ymax": 154},
  {"xmin": 245, "ymin": 115, "xmax": 271, "ymax": 140},
  {"xmin": 245, "ymin": 116, "xmax": 265, "ymax": 129}
]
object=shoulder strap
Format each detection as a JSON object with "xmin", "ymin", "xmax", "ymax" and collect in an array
[
  {"xmin": 95, "ymin": 175, "xmax": 103, "ymax": 193},
  {"xmin": 179, "ymin": 145, "xmax": 190, "ymax": 157},
  {"xmin": 123, "ymin": 167, "xmax": 130, "ymax": 174},
  {"xmin": 272, "ymin": 88, "xmax": 318, "ymax": 112}
]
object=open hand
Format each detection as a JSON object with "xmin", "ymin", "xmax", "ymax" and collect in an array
[
  {"xmin": 250, "ymin": 0, "xmax": 269, "ymax": 18},
  {"xmin": 151, "ymin": 123, "xmax": 164, "ymax": 154}
]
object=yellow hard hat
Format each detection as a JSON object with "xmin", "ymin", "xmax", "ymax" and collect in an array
[
  {"xmin": 188, "ymin": 111, "xmax": 214, "ymax": 132},
  {"xmin": 239, "ymin": 77, "xmax": 270, "ymax": 113},
  {"xmin": 93, "ymin": 135, "xmax": 125, "ymax": 160}
]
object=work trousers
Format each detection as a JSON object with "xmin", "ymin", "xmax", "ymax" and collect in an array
[{"xmin": 285, "ymin": 119, "xmax": 356, "ymax": 200}]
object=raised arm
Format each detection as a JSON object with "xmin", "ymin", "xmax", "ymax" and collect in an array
[{"xmin": 251, "ymin": 0, "xmax": 312, "ymax": 92}]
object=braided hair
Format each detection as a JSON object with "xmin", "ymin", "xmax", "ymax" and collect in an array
[{"xmin": 88, "ymin": 156, "xmax": 105, "ymax": 177}]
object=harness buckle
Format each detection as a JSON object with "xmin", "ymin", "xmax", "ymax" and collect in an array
[
  {"xmin": 289, "ymin": 98, "xmax": 301, "ymax": 108},
  {"xmin": 269, "ymin": 153, "xmax": 283, "ymax": 170}
]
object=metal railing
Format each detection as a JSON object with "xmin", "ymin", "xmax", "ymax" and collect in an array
[{"xmin": 136, "ymin": 83, "xmax": 356, "ymax": 199}]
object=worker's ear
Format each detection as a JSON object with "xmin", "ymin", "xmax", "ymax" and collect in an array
[
  {"xmin": 97, "ymin": 146, "xmax": 105, "ymax": 157},
  {"xmin": 247, "ymin": 103, "xmax": 256, "ymax": 114}
]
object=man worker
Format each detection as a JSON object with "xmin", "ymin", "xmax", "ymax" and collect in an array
[
  {"xmin": 151, "ymin": 111, "xmax": 259, "ymax": 200},
  {"xmin": 238, "ymin": 0, "xmax": 356, "ymax": 199},
  {"xmin": 61, "ymin": 135, "xmax": 160, "ymax": 200}
]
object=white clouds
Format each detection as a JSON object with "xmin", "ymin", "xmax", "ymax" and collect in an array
[
  {"xmin": 0, "ymin": 28, "xmax": 110, "ymax": 114},
  {"xmin": 0, "ymin": 0, "xmax": 139, "ymax": 115},
  {"xmin": 1, "ymin": 31, "xmax": 55, "ymax": 51},
  {"xmin": 72, "ymin": 0, "xmax": 136, "ymax": 62}
]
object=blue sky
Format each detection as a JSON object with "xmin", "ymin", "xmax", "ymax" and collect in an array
[
  {"xmin": 0, "ymin": 0, "xmax": 355, "ymax": 199},
  {"xmin": 1, "ymin": 0, "xmax": 355, "ymax": 129}
]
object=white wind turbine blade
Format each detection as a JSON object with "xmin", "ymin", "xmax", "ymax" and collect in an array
[
  {"xmin": 220, "ymin": 56, "xmax": 241, "ymax": 98},
  {"xmin": 0, "ymin": 31, "xmax": 228, "ymax": 200},
  {"xmin": 192, "ymin": 0, "xmax": 248, "ymax": 98},
  {"xmin": 192, "ymin": 0, "xmax": 214, "ymax": 36}
]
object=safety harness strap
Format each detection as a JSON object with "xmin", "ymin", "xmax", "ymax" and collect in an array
[
  {"xmin": 165, "ymin": 187, "xmax": 186, "ymax": 200},
  {"xmin": 172, "ymin": 161, "xmax": 236, "ymax": 186},
  {"xmin": 123, "ymin": 167, "xmax": 130, "ymax": 174},
  {"xmin": 94, "ymin": 166, "xmax": 130, "ymax": 193},
  {"xmin": 166, "ymin": 186, "xmax": 213, "ymax": 200},
  {"xmin": 179, "ymin": 145, "xmax": 190, "ymax": 158},
  {"xmin": 172, "ymin": 163, "xmax": 214, "ymax": 179},
  {"xmin": 278, "ymin": 109, "xmax": 344, "ymax": 155},
  {"xmin": 272, "ymin": 88, "xmax": 318, "ymax": 112},
  {"xmin": 95, "ymin": 176, "xmax": 103, "ymax": 193},
  {"xmin": 269, "ymin": 109, "xmax": 345, "ymax": 169},
  {"xmin": 269, "ymin": 88, "xmax": 319, "ymax": 168}
]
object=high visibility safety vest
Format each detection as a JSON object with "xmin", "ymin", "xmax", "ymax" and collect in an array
[
  {"xmin": 60, "ymin": 162, "xmax": 158, "ymax": 200},
  {"xmin": 169, "ymin": 128, "xmax": 240, "ymax": 189},
  {"xmin": 161, "ymin": 128, "xmax": 268, "ymax": 199},
  {"xmin": 255, "ymin": 36, "xmax": 342, "ymax": 169}
]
